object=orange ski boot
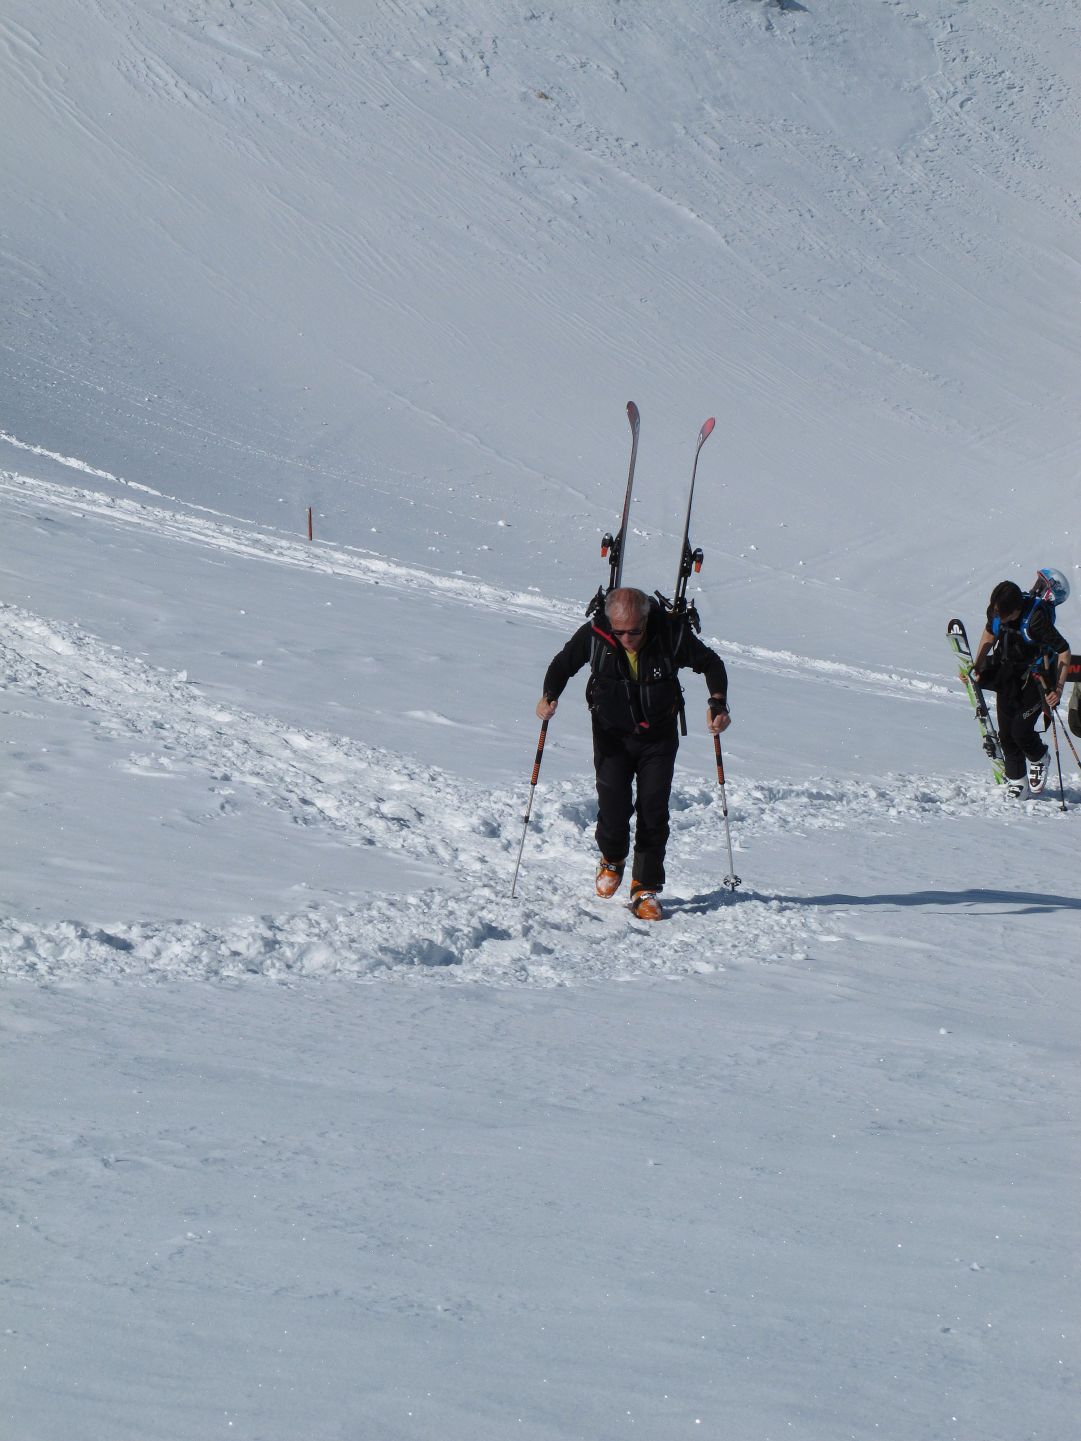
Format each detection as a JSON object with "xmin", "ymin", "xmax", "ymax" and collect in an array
[
  {"xmin": 629, "ymin": 883, "xmax": 664, "ymax": 921},
  {"xmin": 595, "ymin": 857, "xmax": 625, "ymax": 898}
]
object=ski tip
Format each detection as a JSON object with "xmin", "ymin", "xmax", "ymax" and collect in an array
[
  {"xmin": 627, "ymin": 400, "xmax": 639, "ymax": 423},
  {"xmin": 700, "ymin": 417, "xmax": 715, "ymax": 440}
]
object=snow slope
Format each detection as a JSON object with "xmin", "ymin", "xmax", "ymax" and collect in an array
[
  {"xmin": 2, "ymin": 0, "xmax": 1079, "ymax": 659},
  {"xmin": 1, "ymin": 3, "xmax": 1078, "ymax": 1439}
]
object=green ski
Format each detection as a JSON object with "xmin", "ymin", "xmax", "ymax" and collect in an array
[{"xmin": 947, "ymin": 617, "xmax": 1005, "ymax": 784}]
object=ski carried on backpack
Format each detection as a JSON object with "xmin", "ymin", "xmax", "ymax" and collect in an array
[
  {"xmin": 947, "ymin": 618, "xmax": 1006, "ymax": 784},
  {"xmin": 654, "ymin": 416, "xmax": 716, "ymax": 739},
  {"xmin": 673, "ymin": 416, "xmax": 715, "ymax": 620},
  {"xmin": 587, "ymin": 401, "xmax": 640, "ymax": 617},
  {"xmin": 655, "ymin": 416, "xmax": 715, "ymax": 632}
]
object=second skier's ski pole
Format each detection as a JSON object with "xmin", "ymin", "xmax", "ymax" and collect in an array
[
  {"xmin": 1046, "ymin": 707, "xmax": 1068, "ymax": 812},
  {"xmin": 510, "ymin": 717, "xmax": 549, "ymax": 898},
  {"xmin": 710, "ymin": 700, "xmax": 741, "ymax": 891}
]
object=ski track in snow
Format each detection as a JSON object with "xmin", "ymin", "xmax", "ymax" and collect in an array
[
  {"xmin": 1, "ymin": 463, "xmax": 954, "ymax": 701},
  {"xmin": 0, "ymin": 466, "xmax": 1021, "ymax": 986}
]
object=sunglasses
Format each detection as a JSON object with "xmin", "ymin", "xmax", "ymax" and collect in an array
[{"xmin": 611, "ymin": 626, "xmax": 644, "ymax": 638}]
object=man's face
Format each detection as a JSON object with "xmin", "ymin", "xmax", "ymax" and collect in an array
[{"xmin": 608, "ymin": 608, "xmax": 645, "ymax": 651}]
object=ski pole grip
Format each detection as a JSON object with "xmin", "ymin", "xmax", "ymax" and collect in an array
[
  {"xmin": 713, "ymin": 732, "xmax": 726, "ymax": 784},
  {"xmin": 709, "ymin": 697, "xmax": 729, "ymax": 720},
  {"xmin": 531, "ymin": 718, "xmax": 549, "ymax": 783}
]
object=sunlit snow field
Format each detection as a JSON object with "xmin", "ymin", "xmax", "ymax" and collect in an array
[{"xmin": 1, "ymin": 3, "xmax": 1078, "ymax": 1439}]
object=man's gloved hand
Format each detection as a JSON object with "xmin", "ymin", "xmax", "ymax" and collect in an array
[{"xmin": 707, "ymin": 696, "xmax": 731, "ymax": 735}]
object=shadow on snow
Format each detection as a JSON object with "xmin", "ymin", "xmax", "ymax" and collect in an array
[
  {"xmin": 775, "ymin": 888, "xmax": 1081, "ymax": 915},
  {"xmin": 668, "ymin": 887, "xmax": 1081, "ymax": 916}
]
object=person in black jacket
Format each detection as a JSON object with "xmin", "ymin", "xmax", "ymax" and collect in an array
[
  {"xmin": 972, "ymin": 576, "xmax": 1072, "ymax": 798},
  {"xmin": 536, "ymin": 586, "xmax": 731, "ymax": 919}
]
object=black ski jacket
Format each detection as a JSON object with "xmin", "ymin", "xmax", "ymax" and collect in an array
[
  {"xmin": 983, "ymin": 600, "xmax": 1070, "ymax": 694},
  {"xmin": 542, "ymin": 602, "xmax": 728, "ymax": 736}
]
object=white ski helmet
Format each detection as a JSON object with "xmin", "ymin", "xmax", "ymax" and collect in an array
[{"xmin": 1035, "ymin": 567, "xmax": 1070, "ymax": 606}]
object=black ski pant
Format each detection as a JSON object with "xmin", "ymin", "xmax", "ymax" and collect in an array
[
  {"xmin": 996, "ymin": 676, "xmax": 1047, "ymax": 780},
  {"xmin": 592, "ymin": 721, "xmax": 679, "ymax": 891}
]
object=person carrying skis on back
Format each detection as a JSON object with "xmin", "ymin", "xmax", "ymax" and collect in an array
[
  {"xmin": 535, "ymin": 586, "xmax": 731, "ymax": 920},
  {"xmin": 972, "ymin": 570, "xmax": 1072, "ymax": 799}
]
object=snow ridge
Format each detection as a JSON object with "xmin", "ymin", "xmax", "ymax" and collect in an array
[{"xmin": 1, "ymin": 465, "xmax": 952, "ymax": 698}]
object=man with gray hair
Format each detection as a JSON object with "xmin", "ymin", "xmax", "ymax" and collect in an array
[{"xmin": 536, "ymin": 586, "xmax": 731, "ymax": 920}]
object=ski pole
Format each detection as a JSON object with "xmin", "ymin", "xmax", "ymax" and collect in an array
[
  {"xmin": 710, "ymin": 701, "xmax": 741, "ymax": 891},
  {"xmin": 1046, "ymin": 708, "xmax": 1068, "ymax": 812},
  {"xmin": 510, "ymin": 717, "xmax": 549, "ymax": 898},
  {"xmin": 1053, "ymin": 704, "xmax": 1081, "ymax": 775}
]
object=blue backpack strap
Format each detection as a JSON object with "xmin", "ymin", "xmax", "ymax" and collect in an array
[
  {"xmin": 1019, "ymin": 593, "xmax": 1038, "ymax": 643},
  {"xmin": 1020, "ymin": 592, "xmax": 1055, "ymax": 647},
  {"xmin": 1019, "ymin": 593, "xmax": 1063, "ymax": 680}
]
